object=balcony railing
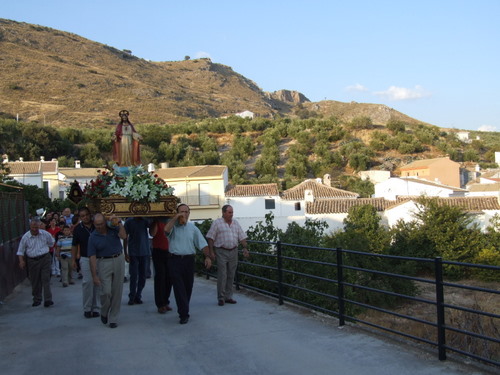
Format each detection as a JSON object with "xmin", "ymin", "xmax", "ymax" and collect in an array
[{"xmin": 177, "ymin": 194, "xmax": 221, "ymax": 207}]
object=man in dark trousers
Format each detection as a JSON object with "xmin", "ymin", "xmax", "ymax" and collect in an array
[
  {"xmin": 164, "ymin": 204, "xmax": 211, "ymax": 324},
  {"xmin": 124, "ymin": 217, "xmax": 151, "ymax": 305},
  {"xmin": 149, "ymin": 217, "xmax": 173, "ymax": 314},
  {"xmin": 17, "ymin": 217, "xmax": 55, "ymax": 307},
  {"xmin": 71, "ymin": 207, "xmax": 99, "ymax": 318}
]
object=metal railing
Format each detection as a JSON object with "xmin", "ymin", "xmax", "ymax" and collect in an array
[
  {"xmin": 201, "ymin": 240, "xmax": 499, "ymax": 368},
  {"xmin": 177, "ymin": 194, "xmax": 221, "ymax": 207}
]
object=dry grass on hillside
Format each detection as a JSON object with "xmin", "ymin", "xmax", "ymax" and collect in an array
[{"xmin": 358, "ymin": 280, "xmax": 500, "ymax": 363}]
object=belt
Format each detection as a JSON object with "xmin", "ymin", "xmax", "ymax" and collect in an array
[
  {"xmin": 168, "ymin": 253, "xmax": 194, "ymax": 258},
  {"xmin": 28, "ymin": 253, "xmax": 49, "ymax": 261},
  {"xmin": 218, "ymin": 246, "xmax": 237, "ymax": 251},
  {"xmin": 98, "ymin": 253, "xmax": 122, "ymax": 259}
]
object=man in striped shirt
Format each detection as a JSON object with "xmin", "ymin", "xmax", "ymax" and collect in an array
[{"xmin": 17, "ymin": 217, "xmax": 55, "ymax": 307}]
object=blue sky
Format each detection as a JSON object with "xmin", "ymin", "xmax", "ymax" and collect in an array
[{"xmin": 3, "ymin": 0, "xmax": 500, "ymax": 132}]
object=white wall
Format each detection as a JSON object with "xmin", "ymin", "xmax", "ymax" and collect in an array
[
  {"xmin": 374, "ymin": 178, "xmax": 458, "ymax": 200},
  {"xmin": 12, "ymin": 175, "xmax": 42, "ymax": 188}
]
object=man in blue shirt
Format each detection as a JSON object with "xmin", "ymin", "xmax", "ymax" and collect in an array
[
  {"xmin": 88, "ymin": 213, "xmax": 126, "ymax": 328},
  {"xmin": 124, "ymin": 217, "xmax": 151, "ymax": 305},
  {"xmin": 164, "ymin": 204, "xmax": 211, "ymax": 324}
]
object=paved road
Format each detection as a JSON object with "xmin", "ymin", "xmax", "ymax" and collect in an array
[{"xmin": 0, "ymin": 275, "xmax": 495, "ymax": 375}]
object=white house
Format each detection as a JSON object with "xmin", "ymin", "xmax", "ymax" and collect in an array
[
  {"xmin": 235, "ymin": 110, "xmax": 255, "ymax": 119},
  {"xmin": 225, "ymin": 183, "xmax": 281, "ymax": 231},
  {"xmin": 59, "ymin": 167, "xmax": 104, "ymax": 200},
  {"xmin": 382, "ymin": 196, "xmax": 500, "ymax": 233},
  {"xmin": 456, "ymin": 131, "xmax": 471, "ymax": 143},
  {"xmin": 374, "ymin": 177, "xmax": 467, "ymax": 200},
  {"xmin": 6, "ymin": 159, "xmax": 59, "ymax": 200},
  {"xmin": 226, "ymin": 179, "xmax": 358, "ymax": 232},
  {"xmin": 155, "ymin": 165, "xmax": 228, "ymax": 221},
  {"xmin": 306, "ymin": 197, "xmax": 389, "ymax": 233},
  {"xmin": 358, "ymin": 170, "xmax": 391, "ymax": 184}
]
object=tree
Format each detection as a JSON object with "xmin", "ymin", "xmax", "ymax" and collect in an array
[
  {"xmin": 386, "ymin": 119, "xmax": 406, "ymax": 134},
  {"xmin": 1, "ymin": 180, "xmax": 51, "ymax": 215},
  {"xmin": 413, "ymin": 198, "xmax": 485, "ymax": 266},
  {"xmin": 339, "ymin": 175, "xmax": 374, "ymax": 197},
  {"xmin": 348, "ymin": 116, "xmax": 373, "ymax": 130}
]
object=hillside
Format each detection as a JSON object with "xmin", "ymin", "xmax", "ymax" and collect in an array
[{"xmin": 0, "ymin": 18, "xmax": 427, "ymax": 128}]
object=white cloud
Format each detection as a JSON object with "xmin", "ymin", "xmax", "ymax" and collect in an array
[
  {"xmin": 194, "ymin": 51, "xmax": 212, "ymax": 59},
  {"xmin": 345, "ymin": 83, "xmax": 369, "ymax": 92},
  {"xmin": 478, "ymin": 125, "xmax": 497, "ymax": 132},
  {"xmin": 373, "ymin": 85, "xmax": 431, "ymax": 101}
]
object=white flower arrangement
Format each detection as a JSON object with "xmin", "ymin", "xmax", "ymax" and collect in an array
[{"xmin": 84, "ymin": 164, "xmax": 174, "ymax": 203}]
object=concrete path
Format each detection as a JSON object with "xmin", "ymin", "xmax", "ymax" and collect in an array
[{"xmin": 0, "ymin": 275, "xmax": 495, "ymax": 375}]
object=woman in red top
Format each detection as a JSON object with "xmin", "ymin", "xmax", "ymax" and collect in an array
[{"xmin": 149, "ymin": 217, "xmax": 172, "ymax": 314}]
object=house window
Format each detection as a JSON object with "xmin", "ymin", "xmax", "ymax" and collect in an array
[
  {"xmin": 43, "ymin": 181, "xmax": 49, "ymax": 198},
  {"xmin": 265, "ymin": 199, "xmax": 275, "ymax": 210},
  {"xmin": 294, "ymin": 202, "xmax": 301, "ymax": 211}
]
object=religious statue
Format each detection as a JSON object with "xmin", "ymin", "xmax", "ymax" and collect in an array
[{"xmin": 112, "ymin": 110, "xmax": 142, "ymax": 166}]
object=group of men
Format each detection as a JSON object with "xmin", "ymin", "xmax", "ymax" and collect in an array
[{"xmin": 17, "ymin": 204, "xmax": 248, "ymax": 327}]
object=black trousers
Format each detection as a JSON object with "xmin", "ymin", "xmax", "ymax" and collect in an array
[
  {"xmin": 152, "ymin": 248, "xmax": 172, "ymax": 309},
  {"xmin": 167, "ymin": 254, "xmax": 194, "ymax": 319}
]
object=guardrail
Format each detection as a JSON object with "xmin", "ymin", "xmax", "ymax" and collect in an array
[{"xmin": 201, "ymin": 240, "xmax": 499, "ymax": 368}]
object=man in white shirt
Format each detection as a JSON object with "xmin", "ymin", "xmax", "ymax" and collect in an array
[
  {"xmin": 17, "ymin": 217, "xmax": 55, "ymax": 307},
  {"xmin": 206, "ymin": 205, "xmax": 249, "ymax": 306}
]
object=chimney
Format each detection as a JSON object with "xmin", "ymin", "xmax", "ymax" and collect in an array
[
  {"xmin": 160, "ymin": 162, "xmax": 169, "ymax": 169},
  {"xmin": 2, "ymin": 154, "xmax": 8, "ymax": 163},
  {"xmin": 315, "ymin": 177, "xmax": 322, "ymax": 184},
  {"xmin": 323, "ymin": 174, "xmax": 331, "ymax": 187},
  {"xmin": 75, "ymin": 160, "xmax": 81, "ymax": 168},
  {"xmin": 40, "ymin": 156, "xmax": 45, "ymax": 162},
  {"xmin": 148, "ymin": 163, "xmax": 155, "ymax": 172},
  {"xmin": 304, "ymin": 189, "xmax": 314, "ymax": 203},
  {"xmin": 19, "ymin": 157, "xmax": 24, "ymax": 162}
]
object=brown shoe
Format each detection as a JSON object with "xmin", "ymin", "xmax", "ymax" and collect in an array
[
  {"xmin": 218, "ymin": 299, "xmax": 225, "ymax": 306},
  {"xmin": 158, "ymin": 307, "xmax": 167, "ymax": 314},
  {"xmin": 225, "ymin": 299, "xmax": 237, "ymax": 304},
  {"xmin": 165, "ymin": 305, "xmax": 172, "ymax": 311}
]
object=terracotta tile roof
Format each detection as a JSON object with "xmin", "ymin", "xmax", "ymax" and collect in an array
[
  {"xmin": 155, "ymin": 165, "xmax": 226, "ymax": 180},
  {"xmin": 428, "ymin": 196, "xmax": 500, "ymax": 211},
  {"xmin": 282, "ymin": 179, "xmax": 358, "ymax": 200},
  {"xmin": 467, "ymin": 183, "xmax": 500, "ymax": 192},
  {"xmin": 225, "ymin": 183, "xmax": 280, "ymax": 197},
  {"xmin": 306, "ymin": 196, "xmax": 500, "ymax": 214},
  {"xmin": 306, "ymin": 198, "xmax": 388, "ymax": 214},
  {"xmin": 6, "ymin": 162, "xmax": 41, "ymax": 175},
  {"xmin": 40, "ymin": 161, "xmax": 58, "ymax": 173},
  {"xmin": 480, "ymin": 170, "xmax": 500, "ymax": 179},
  {"xmin": 399, "ymin": 157, "xmax": 458, "ymax": 170}
]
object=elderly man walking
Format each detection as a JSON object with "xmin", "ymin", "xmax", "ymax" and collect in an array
[
  {"xmin": 206, "ymin": 204, "xmax": 249, "ymax": 306},
  {"xmin": 88, "ymin": 213, "xmax": 126, "ymax": 328},
  {"xmin": 17, "ymin": 217, "xmax": 55, "ymax": 307}
]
